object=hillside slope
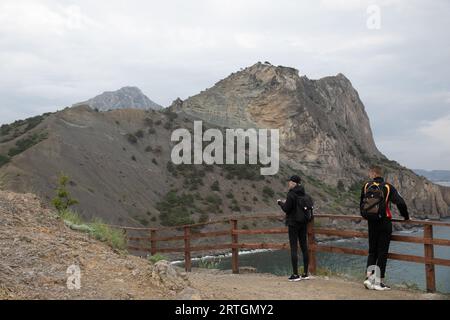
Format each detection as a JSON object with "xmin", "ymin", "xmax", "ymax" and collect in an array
[{"xmin": 0, "ymin": 190, "xmax": 191, "ymax": 299}]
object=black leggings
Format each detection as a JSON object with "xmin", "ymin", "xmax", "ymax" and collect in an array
[{"xmin": 288, "ymin": 222, "xmax": 309, "ymax": 275}]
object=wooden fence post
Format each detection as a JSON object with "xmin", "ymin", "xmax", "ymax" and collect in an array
[
  {"xmin": 184, "ymin": 226, "xmax": 192, "ymax": 272},
  {"xmin": 150, "ymin": 229, "xmax": 157, "ymax": 256},
  {"xmin": 424, "ymin": 225, "xmax": 436, "ymax": 292},
  {"xmin": 307, "ymin": 219, "xmax": 317, "ymax": 275},
  {"xmin": 231, "ymin": 219, "xmax": 239, "ymax": 274}
]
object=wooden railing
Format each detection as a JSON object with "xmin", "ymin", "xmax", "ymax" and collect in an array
[{"xmin": 111, "ymin": 214, "xmax": 450, "ymax": 293}]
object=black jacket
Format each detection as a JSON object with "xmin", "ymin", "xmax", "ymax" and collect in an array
[
  {"xmin": 360, "ymin": 177, "xmax": 410, "ymax": 220},
  {"xmin": 278, "ymin": 184, "xmax": 306, "ymax": 225}
]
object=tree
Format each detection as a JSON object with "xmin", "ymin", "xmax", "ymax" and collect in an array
[{"xmin": 52, "ymin": 173, "xmax": 78, "ymax": 212}]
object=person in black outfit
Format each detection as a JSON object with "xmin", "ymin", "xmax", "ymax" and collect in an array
[
  {"xmin": 361, "ymin": 166, "xmax": 410, "ymax": 291},
  {"xmin": 277, "ymin": 175, "xmax": 310, "ymax": 282}
]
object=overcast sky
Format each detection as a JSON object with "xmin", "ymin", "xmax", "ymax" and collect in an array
[{"xmin": 0, "ymin": 0, "xmax": 449, "ymax": 170}]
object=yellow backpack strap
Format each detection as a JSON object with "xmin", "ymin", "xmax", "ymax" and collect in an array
[
  {"xmin": 364, "ymin": 182, "xmax": 370, "ymax": 194},
  {"xmin": 384, "ymin": 184, "xmax": 391, "ymax": 204}
]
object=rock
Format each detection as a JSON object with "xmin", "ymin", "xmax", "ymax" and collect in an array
[
  {"xmin": 176, "ymin": 287, "xmax": 202, "ymax": 300},
  {"xmin": 239, "ymin": 266, "xmax": 257, "ymax": 274},
  {"xmin": 152, "ymin": 260, "xmax": 189, "ymax": 291}
]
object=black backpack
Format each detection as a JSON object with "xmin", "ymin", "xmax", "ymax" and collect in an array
[
  {"xmin": 360, "ymin": 181, "xmax": 390, "ymax": 221},
  {"xmin": 294, "ymin": 194, "xmax": 314, "ymax": 223}
]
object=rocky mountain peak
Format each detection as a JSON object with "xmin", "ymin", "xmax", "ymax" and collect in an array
[{"xmin": 74, "ymin": 86, "xmax": 162, "ymax": 111}]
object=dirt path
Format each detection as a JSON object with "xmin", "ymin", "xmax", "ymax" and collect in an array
[{"xmin": 188, "ymin": 269, "xmax": 449, "ymax": 300}]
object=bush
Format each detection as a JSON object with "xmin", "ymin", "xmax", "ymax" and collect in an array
[
  {"xmin": 152, "ymin": 158, "xmax": 158, "ymax": 165},
  {"xmin": 210, "ymin": 180, "xmax": 220, "ymax": 191},
  {"xmin": 262, "ymin": 186, "xmax": 275, "ymax": 198},
  {"xmin": 52, "ymin": 174, "xmax": 78, "ymax": 212},
  {"xmin": 126, "ymin": 133, "xmax": 138, "ymax": 144},
  {"xmin": 135, "ymin": 129, "xmax": 144, "ymax": 138},
  {"xmin": 148, "ymin": 253, "xmax": 167, "ymax": 264},
  {"xmin": 148, "ymin": 127, "xmax": 156, "ymax": 134},
  {"xmin": 89, "ymin": 218, "xmax": 127, "ymax": 250},
  {"xmin": 156, "ymin": 191, "xmax": 195, "ymax": 226},
  {"xmin": 59, "ymin": 209, "xmax": 83, "ymax": 225},
  {"xmin": 197, "ymin": 257, "xmax": 221, "ymax": 269},
  {"xmin": 0, "ymin": 154, "xmax": 10, "ymax": 167},
  {"xmin": 8, "ymin": 132, "xmax": 48, "ymax": 157},
  {"xmin": 145, "ymin": 146, "xmax": 152, "ymax": 152},
  {"xmin": 144, "ymin": 117, "xmax": 153, "ymax": 127}
]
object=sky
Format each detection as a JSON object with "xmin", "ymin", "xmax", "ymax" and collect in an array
[{"xmin": 0, "ymin": 0, "xmax": 449, "ymax": 170}]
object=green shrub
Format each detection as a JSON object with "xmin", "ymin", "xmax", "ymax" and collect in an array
[
  {"xmin": 52, "ymin": 174, "xmax": 78, "ymax": 212},
  {"xmin": 145, "ymin": 146, "xmax": 152, "ymax": 152},
  {"xmin": 59, "ymin": 209, "xmax": 83, "ymax": 225},
  {"xmin": 148, "ymin": 253, "xmax": 167, "ymax": 264},
  {"xmin": 0, "ymin": 154, "xmax": 10, "ymax": 167},
  {"xmin": 8, "ymin": 132, "xmax": 48, "ymax": 157},
  {"xmin": 156, "ymin": 191, "xmax": 195, "ymax": 226},
  {"xmin": 164, "ymin": 110, "xmax": 178, "ymax": 121},
  {"xmin": 197, "ymin": 257, "xmax": 221, "ymax": 269},
  {"xmin": 144, "ymin": 118, "xmax": 153, "ymax": 126},
  {"xmin": 210, "ymin": 180, "xmax": 220, "ymax": 191},
  {"xmin": 126, "ymin": 133, "xmax": 138, "ymax": 144},
  {"xmin": 135, "ymin": 129, "xmax": 144, "ymax": 138},
  {"xmin": 89, "ymin": 218, "xmax": 127, "ymax": 250},
  {"xmin": 152, "ymin": 158, "xmax": 158, "ymax": 165},
  {"xmin": 148, "ymin": 127, "xmax": 156, "ymax": 134},
  {"xmin": 262, "ymin": 186, "xmax": 275, "ymax": 198}
]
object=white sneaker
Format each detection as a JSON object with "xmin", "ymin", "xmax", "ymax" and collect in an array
[
  {"xmin": 364, "ymin": 278, "xmax": 374, "ymax": 290},
  {"xmin": 373, "ymin": 283, "xmax": 391, "ymax": 291}
]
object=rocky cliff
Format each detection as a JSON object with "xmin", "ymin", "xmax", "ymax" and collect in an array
[
  {"xmin": 171, "ymin": 62, "xmax": 449, "ymax": 218},
  {"xmin": 74, "ymin": 86, "xmax": 162, "ymax": 111}
]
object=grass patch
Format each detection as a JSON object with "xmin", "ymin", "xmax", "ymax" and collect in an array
[
  {"xmin": 148, "ymin": 253, "xmax": 167, "ymax": 264},
  {"xmin": 57, "ymin": 209, "xmax": 126, "ymax": 251},
  {"xmin": 89, "ymin": 218, "xmax": 127, "ymax": 251}
]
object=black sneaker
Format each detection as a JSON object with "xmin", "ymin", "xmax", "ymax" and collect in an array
[
  {"xmin": 374, "ymin": 282, "xmax": 391, "ymax": 291},
  {"xmin": 288, "ymin": 274, "xmax": 301, "ymax": 282},
  {"xmin": 301, "ymin": 274, "xmax": 310, "ymax": 280}
]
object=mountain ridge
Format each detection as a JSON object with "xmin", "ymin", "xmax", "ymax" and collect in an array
[{"xmin": 74, "ymin": 86, "xmax": 163, "ymax": 111}]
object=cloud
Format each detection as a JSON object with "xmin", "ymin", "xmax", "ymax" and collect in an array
[
  {"xmin": 0, "ymin": 0, "xmax": 449, "ymax": 170},
  {"xmin": 419, "ymin": 116, "xmax": 450, "ymax": 148}
]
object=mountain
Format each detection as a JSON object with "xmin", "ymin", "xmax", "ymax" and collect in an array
[
  {"xmin": 74, "ymin": 86, "xmax": 163, "ymax": 111},
  {"xmin": 0, "ymin": 62, "xmax": 449, "ymax": 230},
  {"xmin": 171, "ymin": 62, "xmax": 450, "ymax": 218},
  {"xmin": 414, "ymin": 169, "xmax": 450, "ymax": 186}
]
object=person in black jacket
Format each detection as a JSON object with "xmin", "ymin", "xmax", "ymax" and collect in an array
[
  {"xmin": 361, "ymin": 165, "xmax": 410, "ymax": 291},
  {"xmin": 277, "ymin": 175, "xmax": 310, "ymax": 282}
]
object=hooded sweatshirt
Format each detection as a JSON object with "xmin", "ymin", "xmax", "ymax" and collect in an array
[{"xmin": 278, "ymin": 184, "xmax": 306, "ymax": 225}]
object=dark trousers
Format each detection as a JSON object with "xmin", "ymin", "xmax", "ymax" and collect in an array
[
  {"xmin": 367, "ymin": 219, "xmax": 392, "ymax": 278},
  {"xmin": 288, "ymin": 222, "xmax": 309, "ymax": 275}
]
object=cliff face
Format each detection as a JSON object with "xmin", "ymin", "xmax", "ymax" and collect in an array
[
  {"xmin": 172, "ymin": 62, "xmax": 382, "ymax": 182},
  {"xmin": 171, "ymin": 62, "xmax": 449, "ymax": 219}
]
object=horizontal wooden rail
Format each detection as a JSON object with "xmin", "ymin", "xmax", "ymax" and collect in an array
[{"xmin": 116, "ymin": 213, "xmax": 450, "ymax": 293}]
